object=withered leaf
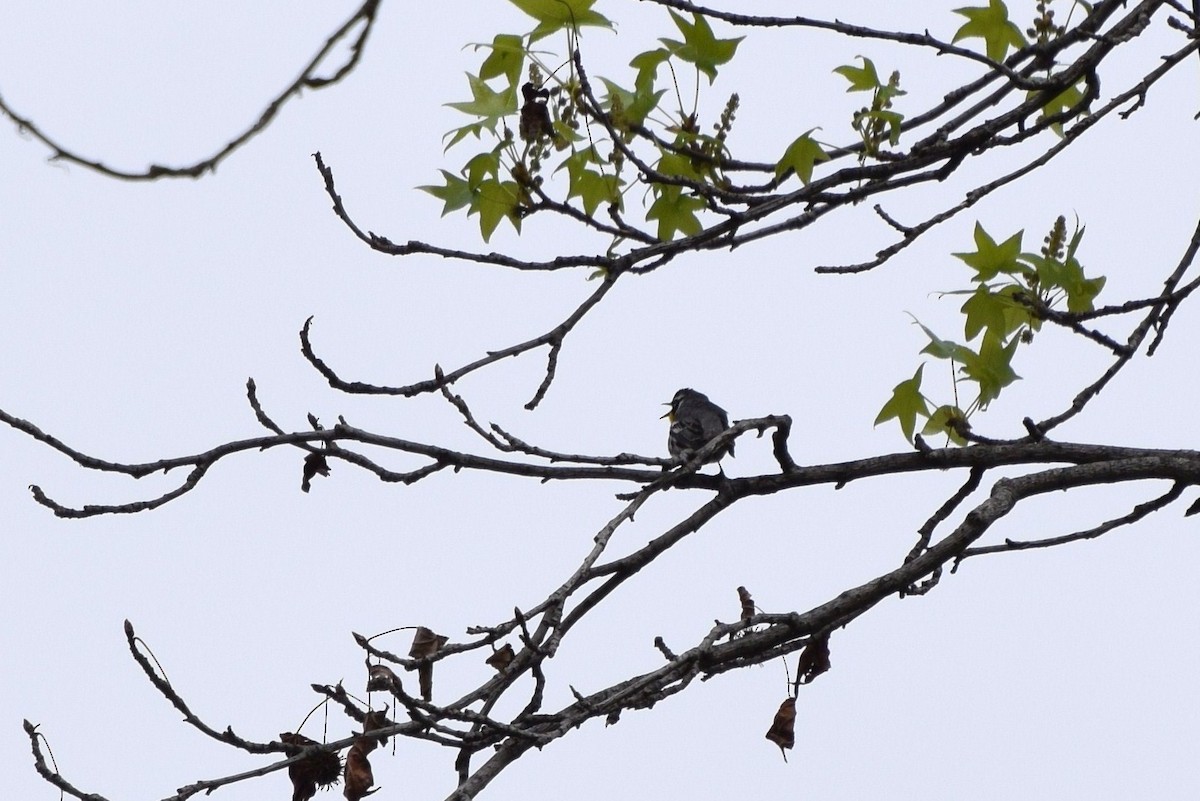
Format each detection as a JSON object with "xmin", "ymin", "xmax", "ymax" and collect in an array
[
  {"xmin": 343, "ymin": 738, "xmax": 377, "ymax": 801},
  {"xmin": 795, "ymin": 632, "xmax": 831, "ymax": 687},
  {"xmin": 362, "ymin": 709, "xmax": 392, "ymax": 747},
  {"xmin": 737, "ymin": 585, "xmax": 755, "ymax": 621},
  {"xmin": 366, "ymin": 664, "xmax": 401, "ymax": 694},
  {"xmin": 764, "ymin": 697, "xmax": 797, "ymax": 761},
  {"xmin": 417, "ymin": 664, "xmax": 433, "ymax": 702},
  {"xmin": 281, "ymin": 732, "xmax": 342, "ymax": 801},
  {"xmin": 280, "ymin": 731, "xmax": 316, "ymax": 753},
  {"xmin": 409, "ymin": 627, "xmax": 448, "ymax": 659},
  {"xmin": 410, "ymin": 627, "xmax": 448, "ymax": 701},
  {"xmin": 486, "ymin": 643, "xmax": 515, "ymax": 671},
  {"xmin": 301, "ymin": 452, "xmax": 330, "ymax": 493},
  {"xmin": 519, "ymin": 82, "xmax": 553, "ymax": 142}
]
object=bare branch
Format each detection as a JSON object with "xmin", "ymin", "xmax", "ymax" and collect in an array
[
  {"xmin": 958, "ymin": 482, "xmax": 1187, "ymax": 560},
  {"xmin": 0, "ymin": 0, "xmax": 382, "ymax": 180},
  {"xmin": 299, "ymin": 264, "xmax": 619, "ymax": 406},
  {"xmin": 123, "ymin": 621, "xmax": 281, "ymax": 753}
]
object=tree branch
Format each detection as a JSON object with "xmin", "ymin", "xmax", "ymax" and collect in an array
[{"xmin": 0, "ymin": 0, "xmax": 382, "ymax": 180}]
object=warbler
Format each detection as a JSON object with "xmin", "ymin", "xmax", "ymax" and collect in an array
[{"xmin": 662, "ymin": 388, "xmax": 734, "ymax": 464}]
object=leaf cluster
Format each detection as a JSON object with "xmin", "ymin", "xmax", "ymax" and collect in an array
[{"xmin": 877, "ymin": 216, "xmax": 1106, "ymax": 443}]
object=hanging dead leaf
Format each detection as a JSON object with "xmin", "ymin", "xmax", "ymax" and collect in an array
[
  {"xmin": 410, "ymin": 626, "xmax": 448, "ymax": 701},
  {"xmin": 362, "ymin": 709, "xmax": 391, "ymax": 747},
  {"xmin": 409, "ymin": 627, "xmax": 448, "ymax": 659},
  {"xmin": 737, "ymin": 585, "xmax": 755, "ymax": 621},
  {"xmin": 366, "ymin": 664, "xmax": 400, "ymax": 694},
  {"xmin": 486, "ymin": 643, "xmax": 515, "ymax": 671},
  {"xmin": 764, "ymin": 697, "xmax": 796, "ymax": 762},
  {"xmin": 301, "ymin": 452, "xmax": 330, "ymax": 493},
  {"xmin": 519, "ymin": 82, "xmax": 553, "ymax": 142},
  {"xmin": 416, "ymin": 665, "xmax": 433, "ymax": 701},
  {"xmin": 281, "ymin": 731, "xmax": 342, "ymax": 801},
  {"xmin": 795, "ymin": 632, "xmax": 831, "ymax": 687},
  {"xmin": 343, "ymin": 737, "xmax": 377, "ymax": 801}
]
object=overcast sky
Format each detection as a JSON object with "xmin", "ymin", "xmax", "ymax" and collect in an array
[{"xmin": 2, "ymin": 2, "xmax": 1199, "ymax": 800}]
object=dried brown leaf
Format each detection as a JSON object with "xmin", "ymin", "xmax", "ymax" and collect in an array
[
  {"xmin": 366, "ymin": 664, "xmax": 400, "ymax": 694},
  {"xmin": 417, "ymin": 664, "xmax": 433, "ymax": 701},
  {"xmin": 519, "ymin": 82, "xmax": 553, "ymax": 142},
  {"xmin": 301, "ymin": 452, "xmax": 330, "ymax": 493},
  {"xmin": 764, "ymin": 697, "xmax": 796, "ymax": 761},
  {"xmin": 486, "ymin": 643, "xmax": 515, "ymax": 671},
  {"xmin": 410, "ymin": 626, "xmax": 448, "ymax": 701},
  {"xmin": 737, "ymin": 585, "xmax": 755, "ymax": 621},
  {"xmin": 343, "ymin": 738, "xmax": 378, "ymax": 801},
  {"xmin": 362, "ymin": 709, "xmax": 391, "ymax": 748},
  {"xmin": 795, "ymin": 632, "xmax": 831, "ymax": 687},
  {"xmin": 408, "ymin": 627, "xmax": 448, "ymax": 659}
]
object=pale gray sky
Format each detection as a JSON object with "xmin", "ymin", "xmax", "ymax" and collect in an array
[{"xmin": 2, "ymin": 2, "xmax": 1199, "ymax": 800}]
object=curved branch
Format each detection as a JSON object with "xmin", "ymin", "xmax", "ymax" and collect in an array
[
  {"xmin": 637, "ymin": 0, "xmax": 1054, "ymax": 87},
  {"xmin": 0, "ymin": 0, "xmax": 382, "ymax": 180},
  {"xmin": 300, "ymin": 264, "xmax": 620, "ymax": 408},
  {"xmin": 958, "ymin": 481, "xmax": 1187, "ymax": 559},
  {"xmin": 123, "ymin": 621, "xmax": 281, "ymax": 754},
  {"xmin": 313, "ymin": 151, "xmax": 619, "ymax": 271},
  {"xmin": 1033, "ymin": 210, "xmax": 1200, "ymax": 435}
]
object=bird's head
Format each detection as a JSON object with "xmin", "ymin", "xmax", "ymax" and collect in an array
[{"xmin": 661, "ymin": 387, "xmax": 703, "ymax": 419}]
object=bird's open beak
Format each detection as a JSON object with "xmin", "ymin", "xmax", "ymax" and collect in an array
[{"xmin": 660, "ymin": 403, "xmax": 672, "ymax": 419}]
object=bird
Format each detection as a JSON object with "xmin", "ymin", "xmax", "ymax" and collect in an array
[{"xmin": 662, "ymin": 388, "xmax": 734, "ymax": 464}]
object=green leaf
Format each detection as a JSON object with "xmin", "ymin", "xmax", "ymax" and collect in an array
[
  {"xmin": 1031, "ymin": 78, "xmax": 1087, "ymax": 136},
  {"xmin": 659, "ymin": 11, "xmax": 744, "ymax": 84},
  {"xmin": 444, "ymin": 74, "xmax": 518, "ymax": 148},
  {"xmin": 418, "ymin": 170, "xmax": 473, "ymax": 216},
  {"xmin": 469, "ymin": 179, "xmax": 522, "ymax": 242},
  {"xmin": 476, "ymin": 34, "xmax": 526, "ymax": 87},
  {"xmin": 922, "ymin": 405, "xmax": 969, "ymax": 446},
  {"xmin": 994, "ymin": 284, "xmax": 1040, "ymax": 333},
  {"xmin": 657, "ymin": 151, "xmax": 704, "ymax": 182},
  {"xmin": 574, "ymin": 169, "xmax": 623, "ymax": 216},
  {"xmin": 1049, "ymin": 253, "xmax": 1105, "ymax": 313},
  {"xmin": 464, "ymin": 151, "xmax": 501, "ymax": 187},
  {"xmin": 1019, "ymin": 222, "xmax": 1105, "ymax": 312},
  {"xmin": 913, "ymin": 318, "xmax": 976, "ymax": 363},
  {"xmin": 1065, "ymin": 274, "xmax": 1105, "ymax": 313},
  {"xmin": 960, "ymin": 284, "xmax": 1011, "ymax": 341},
  {"xmin": 552, "ymin": 118, "xmax": 586, "ymax": 146},
  {"xmin": 875, "ymin": 364, "xmax": 931, "ymax": 442},
  {"xmin": 960, "ymin": 332, "xmax": 1021, "ymax": 408},
  {"xmin": 446, "ymin": 73, "xmax": 517, "ymax": 123},
  {"xmin": 864, "ymin": 108, "xmax": 905, "ymax": 146},
  {"xmin": 952, "ymin": 0, "xmax": 1028, "ymax": 62},
  {"xmin": 506, "ymin": 0, "xmax": 614, "ymax": 42},
  {"xmin": 630, "ymin": 48, "xmax": 671, "ymax": 92},
  {"xmin": 874, "ymin": 79, "xmax": 907, "ymax": 108},
  {"xmin": 834, "ymin": 56, "xmax": 881, "ymax": 92},
  {"xmin": 647, "ymin": 186, "xmax": 705, "ymax": 241},
  {"xmin": 775, "ymin": 130, "xmax": 829, "ymax": 184},
  {"xmin": 600, "ymin": 78, "xmax": 667, "ymax": 134},
  {"xmin": 559, "ymin": 149, "xmax": 623, "ymax": 216},
  {"xmin": 954, "ymin": 222, "xmax": 1023, "ymax": 281},
  {"xmin": 1065, "ymin": 222, "xmax": 1086, "ymax": 263}
]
